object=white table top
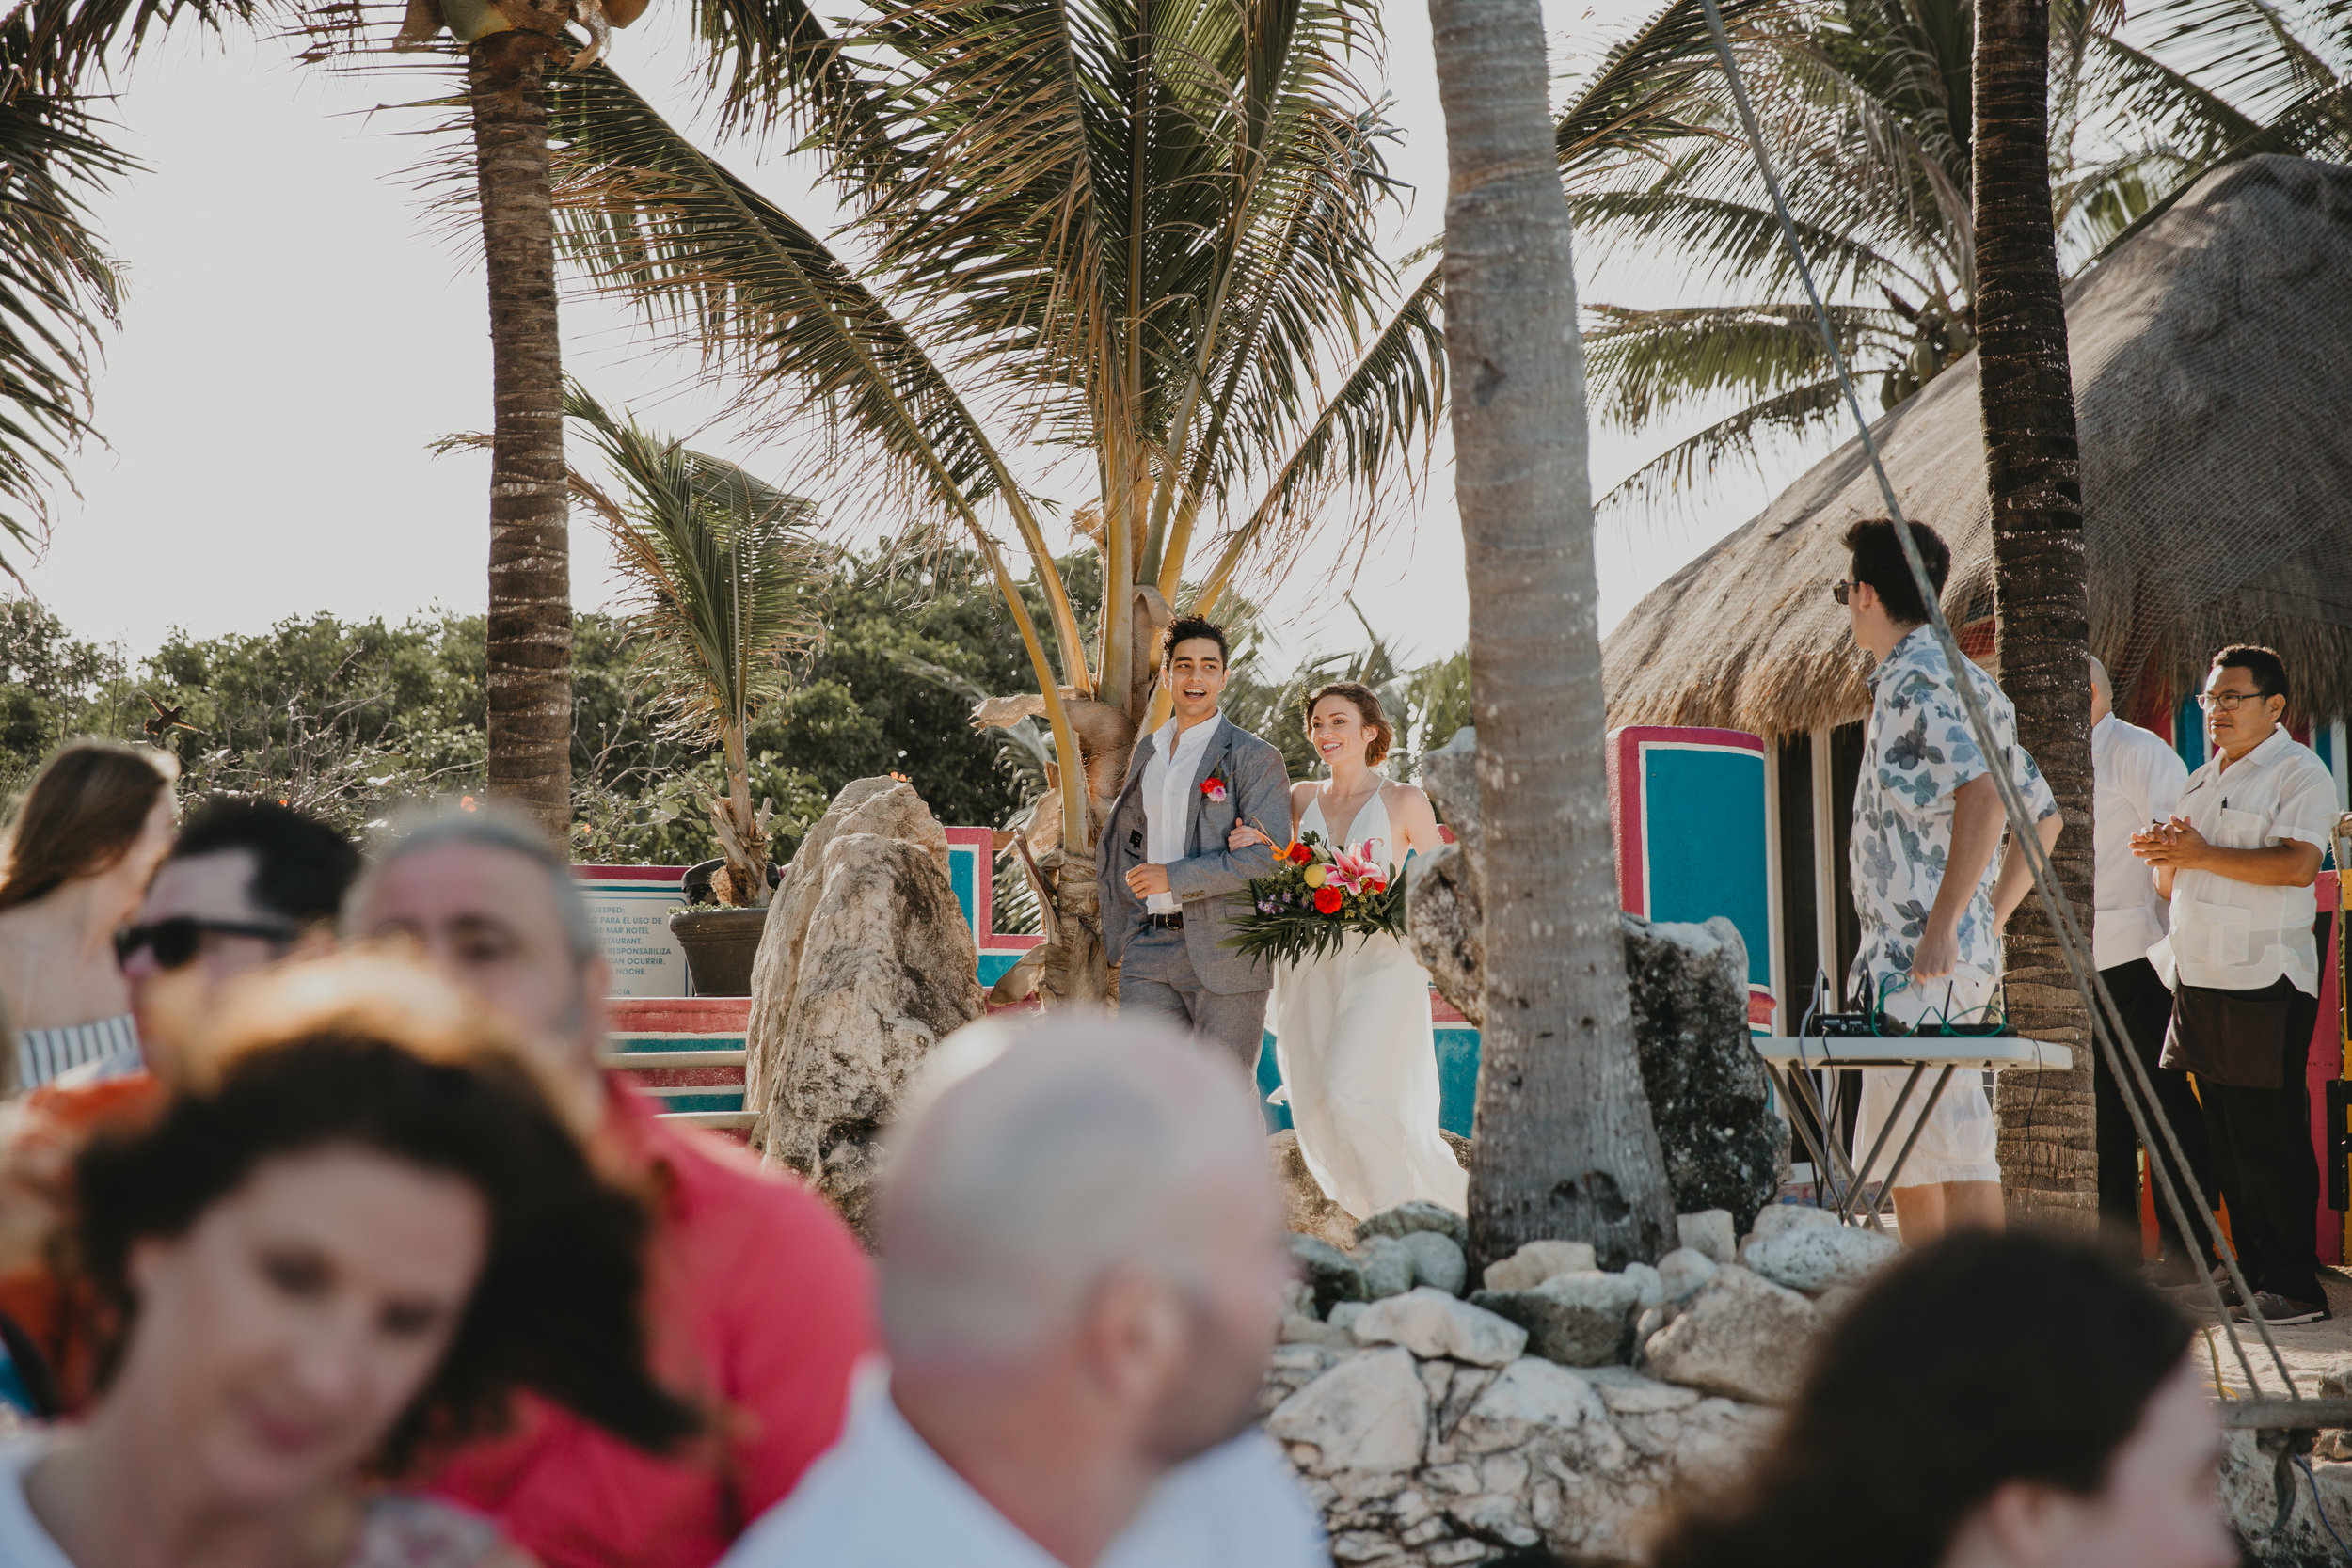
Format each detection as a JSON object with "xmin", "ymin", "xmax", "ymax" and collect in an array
[{"xmin": 1752, "ymin": 1035, "xmax": 2074, "ymax": 1071}]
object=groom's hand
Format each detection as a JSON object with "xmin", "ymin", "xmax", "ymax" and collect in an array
[{"xmin": 1126, "ymin": 863, "xmax": 1172, "ymax": 898}]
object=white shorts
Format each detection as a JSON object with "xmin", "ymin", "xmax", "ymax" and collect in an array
[{"xmin": 1853, "ymin": 972, "xmax": 2002, "ymax": 1191}]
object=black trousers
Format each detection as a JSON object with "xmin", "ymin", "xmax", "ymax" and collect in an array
[
  {"xmin": 2093, "ymin": 958, "xmax": 2219, "ymax": 1267},
  {"xmin": 2187, "ymin": 978, "xmax": 2325, "ymax": 1305}
]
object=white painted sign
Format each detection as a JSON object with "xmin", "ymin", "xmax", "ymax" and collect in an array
[{"xmin": 574, "ymin": 865, "xmax": 691, "ymax": 998}]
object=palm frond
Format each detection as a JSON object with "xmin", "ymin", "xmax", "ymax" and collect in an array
[
  {"xmin": 2127, "ymin": 0, "xmax": 2346, "ymax": 122},
  {"xmin": 1596, "ymin": 374, "xmax": 1851, "ymax": 515},
  {"xmin": 564, "ymin": 381, "xmax": 827, "ymax": 742},
  {"xmin": 1581, "ymin": 299, "xmax": 1904, "ymax": 428},
  {"xmin": 1571, "ymin": 181, "xmax": 1932, "ymax": 300},
  {"xmin": 1551, "ymin": 0, "xmax": 1776, "ymax": 174},
  {"xmin": 0, "ymin": 89, "xmax": 134, "ymax": 579},
  {"xmin": 1191, "ymin": 259, "xmax": 1444, "ymax": 611}
]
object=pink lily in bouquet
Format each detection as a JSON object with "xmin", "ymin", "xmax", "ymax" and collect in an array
[{"xmin": 1328, "ymin": 842, "xmax": 1389, "ymax": 895}]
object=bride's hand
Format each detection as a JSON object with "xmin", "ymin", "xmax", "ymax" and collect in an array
[{"xmin": 1228, "ymin": 820, "xmax": 1274, "ymax": 851}]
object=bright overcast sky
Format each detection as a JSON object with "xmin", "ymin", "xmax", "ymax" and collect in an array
[{"xmin": 22, "ymin": 0, "xmax": 1818, "ymax": 671}]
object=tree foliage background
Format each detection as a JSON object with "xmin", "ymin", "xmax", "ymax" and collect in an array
[{"xmin": 2, "ymin": 552, "xmax": 1471, "ymax": 872}]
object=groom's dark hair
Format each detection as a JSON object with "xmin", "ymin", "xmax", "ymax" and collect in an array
[{"xmin": 1160, "ymin": 614, "xmax": 1231, "ymax": 666}]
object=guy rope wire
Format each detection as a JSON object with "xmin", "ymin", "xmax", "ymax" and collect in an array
[{"xmin": 1688, "ymin": 0, "xmax": 2301, "ymax": 1405}]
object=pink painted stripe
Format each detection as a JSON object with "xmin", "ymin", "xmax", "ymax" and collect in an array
[{"xmin": 612, "ymin": 997, "xmax": 754, "ymax": 1032}]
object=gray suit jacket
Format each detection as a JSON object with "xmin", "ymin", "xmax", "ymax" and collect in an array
[{"xmin": 1096, "ymin": 717, "xmax": 1289, "ymax": 995}]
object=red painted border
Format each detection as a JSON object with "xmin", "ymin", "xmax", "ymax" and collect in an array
[
  {"xmin": 2311, "ymin": 871, "xmax": 2344, "ymax": 1265},
  {"xmin": 575, "ymin": 864, "xmax": 691, "ymax": 884},
  {"xmin": 943, "ymin": 826, "xmax": 1045, "ymax": 954},
  {"xmin": 611, "ymin": 996, "xmax": 753, "ymax": 1032}
]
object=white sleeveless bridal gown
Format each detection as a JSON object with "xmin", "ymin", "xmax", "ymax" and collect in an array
[{"xmin": 1269, "ymin": 792, "xmax": 1469, "ymax": 1219}]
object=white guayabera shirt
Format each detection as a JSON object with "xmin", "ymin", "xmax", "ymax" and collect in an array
[
  {"xmin": 2090, "ymin": 711, "xmax": 2189, "ymax": 971},
  {"xmin": 2149, "ymin": 725, "xmax": 2337, "ymax": 995}
]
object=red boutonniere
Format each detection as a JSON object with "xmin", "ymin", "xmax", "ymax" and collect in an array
[{"xmin": 1200, "ymin": 771, "xmax": 1229, "ymax": 803}]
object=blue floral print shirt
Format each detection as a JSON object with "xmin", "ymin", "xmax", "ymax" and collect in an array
[{"xmin": 1848, "ymin": 626, "xmax": 2058, "ymax": 1007}]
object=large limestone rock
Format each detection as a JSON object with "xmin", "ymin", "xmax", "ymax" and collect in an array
[
  {"xmin": 1263, "ymin": 1332, "xmax": 1782, "ymax": 1566},
  {"xmin": 1484, "ymin": 1239, "xmax": 1598, "ymax": 1293},
  {"xmin": 1621, "ymin": 913, "xmax": 1787, "ymax": 1233},
  {"xmin": 745, "ymin": 779, "xmax": 983, "ymax": 1237},
  {"xmin": 1743, "ymin": 1221, "xmax": 1900, "ymax": 1295},
  {"xmin": 1474, "ymin": 1271, "xmax": 1644, "ymax": 1367},
  {"xmin": 1353, "ymin": 1289, "xmax": 1529, "ymax": 1367},
  {"xmin": 1271, "ymin": 1131, "xmax": 1359, "ymax": 1248},
  {"xmin": 1267, "ymin": 1347, "xmax": 1430, "ymax": 1474},
  {"xmin": 1643, "ymin": 1264, "xmax": 1820, "ymax": 1404},
  {"xmin": 1405, "ymin": 730, "xmax": 1483, "ymax": 1022},
  {"xmin": 1404, "ymin": 734, "xmax": 1787, "ymax": 1234}
]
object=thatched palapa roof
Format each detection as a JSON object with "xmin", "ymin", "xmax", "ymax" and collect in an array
[{"xmin": 1602, "ymin": 156, "xmax": 2352, "ymax": 738}]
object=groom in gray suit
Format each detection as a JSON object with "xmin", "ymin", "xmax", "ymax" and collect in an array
[{"xmin": 1097, "ymin": 614, "xmax": 1292, "ymax": 1069}]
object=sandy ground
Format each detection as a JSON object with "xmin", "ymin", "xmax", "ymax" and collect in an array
[{"xmin": 2185, "ymin": 1267, "xmax": 2352, "ymax": 1400}]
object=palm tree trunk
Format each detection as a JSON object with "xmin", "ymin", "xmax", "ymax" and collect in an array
[
  {"xmin": 472, "ymin": 23, "xmax": 574, "ymax": 839},
  {"xmin": 1427, "ymin": 0, "xmax": 1677, "ymax": 1270},
  {"xmin": 1974, "ymin": 0, "xmax": 2096, "ymax": 1226}
]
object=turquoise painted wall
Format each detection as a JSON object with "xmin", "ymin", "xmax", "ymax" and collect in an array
[{"xmin": 1638, "ymin": 746, "xmax": 1772, "ymax": 990}]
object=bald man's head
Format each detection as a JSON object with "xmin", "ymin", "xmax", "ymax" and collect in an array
[
  {"xmin": 2089, "ymin": 654, "xmax": 2113, "ymax": 723},
  {"xmin": 878, "ymin": 1013, "xmax": 1279, "ymax": 1370}
]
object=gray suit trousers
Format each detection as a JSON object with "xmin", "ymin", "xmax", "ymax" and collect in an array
[{"xmin": 1119, "ymin": 926, "xmax": 1269, "ymax": 1074}]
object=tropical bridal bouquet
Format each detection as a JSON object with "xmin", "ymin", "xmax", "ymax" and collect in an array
[{"xmin": 1224, "ymin": 832, "xmax": 1407, "ymax": 965}]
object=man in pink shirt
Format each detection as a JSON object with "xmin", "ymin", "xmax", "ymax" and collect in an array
[{"xmin": 345, "ymin": 807, "xmax": 875, "ymax": 1568}]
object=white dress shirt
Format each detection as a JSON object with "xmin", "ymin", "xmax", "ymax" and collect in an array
[
  {"xmin": 2149, "ymin": 726, "xmax": 2338, "ymax": 995},
  {"xmin": 2091, "ymin": 712, "xmax": 2189, "ymax": 970},
  {"xmin": 1140, "ymin": 715, "xmax": 1224, "ymax": 915},
  {"xmin": 719, "ymin": 1368, "xmax": 1328, "ymax": 1568}
]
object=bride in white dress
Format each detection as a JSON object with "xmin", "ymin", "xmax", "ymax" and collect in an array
[{"xmin": 1228, "ymin": 681, "xmax": 1468, "ymax": 1219}]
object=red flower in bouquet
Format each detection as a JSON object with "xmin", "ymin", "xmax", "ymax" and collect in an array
[
  {"xmin": 1285, "ymin": 841, "xmax": 1313, "ymax": 864},
  {"xmin": 1312, "ymin": 885, "xmax": 1343, "ymax": 914}
]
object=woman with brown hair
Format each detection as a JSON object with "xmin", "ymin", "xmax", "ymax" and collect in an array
[
  {"xmin": 0, "ymin": 742, "xmax": 180, "ymax": 1087},
  {"xmin": 1647, "ymin": 1229, "xmax": 2234, "ymax": 1568},
  {"xmin": 0, "ymin": 955, "xmax": 701, "ymax": 1567},
  {"xmin": 1226, "ymin": 681, "xmax": 1463, "ymax": 1218}
]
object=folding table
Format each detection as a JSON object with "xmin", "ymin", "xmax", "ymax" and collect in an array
[{"xmin": 1751, "ymin": 1036, "xmax": 2075, "ymax": 1229}]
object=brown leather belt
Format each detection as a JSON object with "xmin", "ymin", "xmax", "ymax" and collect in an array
[{"xmin": 1146, "ymin": 912, "xmax": 1185, "ymax": 930}]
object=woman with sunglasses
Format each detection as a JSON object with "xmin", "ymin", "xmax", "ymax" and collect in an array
[
  {"xmin": 0, "ymin": 955, "xmax": 701, "ymax": 1567},
  {"xmin": 0, "ymin": 743, "xmax": 180, "ymax": 1090}
]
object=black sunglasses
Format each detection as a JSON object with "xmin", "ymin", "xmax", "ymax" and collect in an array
[
  {"xmin": 1830, "ymin": 578, "xmax": 1853, "ymax": 606},
  {"xmin": 115, "ymin": 916, "xmax": 299, "ymax": 971}
]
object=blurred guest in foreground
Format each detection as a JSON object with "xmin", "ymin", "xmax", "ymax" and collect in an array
[
  {"xmin": 0, "ymin": 742, "xmax": 178, "ymax": 1088},
  {"xmin": 0, "ymin": 956, "xmax": 699, "ymax": 1568},
  {"xmin": 111, "ymin": 797, "xmax": 360, "ymax": 1084},
  {"xmin": 344, "ymin": 805, "xmax": 873, "ymax": 1568},
  {"xmin": 0, "ymin": 798, "xmax": 361, "ymax": 1414},
  {"xmin": 1648, "ymin": 1229, "xmax": 2233, "ymax": 1568},
  {"xmin": 722, "ymin": 1013, "xmax": 1323, "ymax": 1568}
]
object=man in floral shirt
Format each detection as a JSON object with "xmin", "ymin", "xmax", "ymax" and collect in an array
[{"xmin": 1838, "ymin": 519, "xmax": 2063, "ymax": 1243}]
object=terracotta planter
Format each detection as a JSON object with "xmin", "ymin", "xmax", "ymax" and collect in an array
[{"xmin": 668, "ymin": 906, "xmax": 770, "ymax": 997}]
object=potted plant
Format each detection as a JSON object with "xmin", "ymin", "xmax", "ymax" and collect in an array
[{"xmin": 568, "ymin": 385, "xmax": 825, "ymax": 994}]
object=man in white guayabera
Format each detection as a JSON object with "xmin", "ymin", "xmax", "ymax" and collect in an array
[
  {"xmin": 2087, "ymin": 654, "xmax": 2215, "ymax": 1279},
  {"xmin": 718, "ymin": 1012, "xmax": 1325, "ymax": 1568},
  {"xmin": 2135, "ymin": 644, "xmax": 2338, "ymax": 1326},
  {"xmin": 1836, "ymin": 517, "xmax": 2062, "ymax": 1245}
]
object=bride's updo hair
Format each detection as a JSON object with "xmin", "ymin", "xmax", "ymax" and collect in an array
[{"xmin": 1302, "ymin": 682, "xmax": 1393, "ymax": 768}]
